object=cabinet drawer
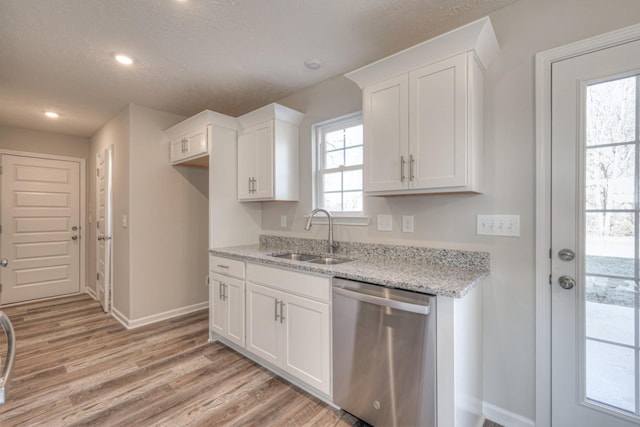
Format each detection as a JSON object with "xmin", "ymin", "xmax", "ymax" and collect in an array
[
  {"xmin": 210, "ymin": 255, "xmax": 245, "ymax": 279},
  {"xmin": 246, "ymin": 263, "xmax": 330, "ymax": 302}
]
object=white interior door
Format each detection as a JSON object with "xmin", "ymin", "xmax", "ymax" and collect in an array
[
  {"xmin": 96, "ymin": 146, "xmax": 113, "ymax": 312},
  {"xmin": 551, "ymin": 39, "xmax": 640, "ymax": 426},
  {"xmin": 0, "ymin": 154, "xmax": 81, "ymax": 304}
]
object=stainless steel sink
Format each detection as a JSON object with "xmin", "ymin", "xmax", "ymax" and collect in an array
[
  {"xmin": 307, "ymin": 257, "xmax": 351, "ymax": 265},
  {"xmin": 270, "ymin": 253, "xmax": 318, "ymax": 261},
  {"xmin": 269, "ymin": 253, "xmax": 351, "ymax": 265}
]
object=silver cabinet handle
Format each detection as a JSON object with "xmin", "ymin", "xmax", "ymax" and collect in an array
[
  {"xmin": 274, "ymin": 299, "xmax": 280, "ymax": 322},
  {"xmin": 0, "ymin": 258, "xmax": 7, "ymax": 268},
  {"xmin": 216, "ymin": 264, "xmax": 229, "ymax": 269},
  {"xmin": 400, "ymin": 156, "xmax": 406, "ymax": 182},
  {"xmin": 219, "ymin": 282, "xmax": 223, "ymax": 300},
  {"xmin": 279, "ymin": 301, "xmax": 285, "ymax": 324},
  {"xmin": 410, "ymin": 154, "xmax": 415, "ymax": 181},
  {"xmin": 0, "ymin": 311, "xmax": 16, "ymax": 405}
]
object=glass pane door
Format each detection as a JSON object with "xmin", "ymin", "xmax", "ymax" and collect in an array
[{"xmin": 584, "ymin": 74, "xmax": 640, "ymax": 417}]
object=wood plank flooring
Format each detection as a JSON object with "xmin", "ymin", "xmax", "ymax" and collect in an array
[{"xmin": 0, "ymin": 294, "xmax": 362, "ymax": 426}]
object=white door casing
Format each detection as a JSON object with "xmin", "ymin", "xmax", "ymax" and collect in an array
[
  {"xmin": 0, "ymin": 152, "xmax": 84, "ymax": 304},
  {"xmin": 96, "ymin": 146, "xmax": 113, "ymax": 312},
  {"xmin": 536, "ymin": 23, "xmax": 640, "ymax": 427}
]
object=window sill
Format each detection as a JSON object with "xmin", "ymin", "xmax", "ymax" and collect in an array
[{"xmin": 304, "ymin": 213, "xmax": 370, "ymax": 227}]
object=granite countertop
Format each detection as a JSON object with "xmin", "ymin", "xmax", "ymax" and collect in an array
[{"xmin": 209, "ymin": 236, "xmax": 490, "ymax": 298}]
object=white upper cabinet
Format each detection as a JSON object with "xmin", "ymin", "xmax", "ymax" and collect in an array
[
  {"xmin": 237, "ymin": 103, "xmax": 304, "ymax": 201},
  {"xmin": 347, "ymin": 17, "xmax": 499, "ymax": 195},
  {"xmin": 165, "ymin": 110, "xmax": 238, "ymax": 168}
]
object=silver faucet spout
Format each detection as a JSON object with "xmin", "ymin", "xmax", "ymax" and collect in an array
[{"xmin": 305, "ymin": 208, "xmax": 336, "ymax": 254}]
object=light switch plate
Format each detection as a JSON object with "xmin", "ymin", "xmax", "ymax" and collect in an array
[
  {"xmin": 121, "ymin": 214, "xmax": 128, "ymax": 229},
  {"xmin": 477, "ymin": 214, "xmax": 520, "ymax": 237},
  {"xmin": 377, "ymin": 214, "xmax": 393, "ymax": 231}
]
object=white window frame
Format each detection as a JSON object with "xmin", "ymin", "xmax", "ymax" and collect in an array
[{"xmin": 311, "ymin": 112, "xmax": 369, "ymax": 226}]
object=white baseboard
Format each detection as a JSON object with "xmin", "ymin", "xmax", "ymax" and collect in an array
[
  {"xmin": 85, "ymin": 286, "xmax": 97, "ymax": 300},
  {"xmin": 111, "ymin": 301, "xmax": 208, "ymax": 329},
  {"xmin": 483, "ymin": 402, "xmax": 535, "ymax": 427}
]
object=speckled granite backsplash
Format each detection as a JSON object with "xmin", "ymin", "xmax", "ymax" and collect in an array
[{"xmin": 259, "ymin": 235, "xmax": 490, "ymax": 271}]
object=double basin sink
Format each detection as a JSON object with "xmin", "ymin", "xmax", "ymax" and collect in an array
[{"xmin": 270, "ymin": 252, "xmax": 351, "ymax": 265}]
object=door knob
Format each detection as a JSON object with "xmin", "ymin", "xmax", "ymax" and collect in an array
[
  {"xmin": 97, "ymin": 235, "xmax": 104, "ymax": 241},
  {"xmin": 558, "ymin": 275, "xmax": 575, "ymax": 290},
  {"xmin": 71, "ymin": 235, "xmax": 78, "ymax": 241},
  {"xmin": 0, "ymin": 258, "xmax": 8, "ymax": 267}
]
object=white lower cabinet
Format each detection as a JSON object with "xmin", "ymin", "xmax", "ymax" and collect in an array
[
  {"xmin": 245, "ymin": 264, "xmax": 331, "ymax": 396},
  {"xmin": 210, "ymin": 273, "xmax": 245, "ymax": 347}
]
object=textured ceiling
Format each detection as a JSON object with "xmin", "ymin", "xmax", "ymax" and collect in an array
[{"xmin": 0, "ymin": 0, "xmax": 517, "ymax": 137}]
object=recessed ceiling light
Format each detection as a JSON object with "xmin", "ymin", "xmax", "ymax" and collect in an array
[
  {"xmin": 44, "ymin": 111, "xmax": 59, "ymax": 119},
  {"xmin": 304, "ymin": 59, "xmax": 323, "ymax": 70},
  {"xmin": 114, "ymin": 54, "xmax": 134, "ymax": 65}
]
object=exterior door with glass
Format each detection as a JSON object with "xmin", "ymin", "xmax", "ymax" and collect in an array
[{"xmin": 552, "ymin": 38, "xmax": 640, "ymax": 426}]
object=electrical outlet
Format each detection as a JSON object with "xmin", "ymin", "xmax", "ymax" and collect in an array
[
  {"xmin": 402, "ymin": 216, "xmax": 414, "ymax": 232},
  {"xmin": 377, "ymin": 214, "xmax": 393, "ymax": 231},
  {"xmin": 280, "ymin": 215, "xmax": 287, "ymax": 228},
  {"xmin": 477, "ymin": 214, "xmax": 520, "ymax": 237}
]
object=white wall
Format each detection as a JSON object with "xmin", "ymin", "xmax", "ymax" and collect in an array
[
  {"xmin": 128, "ymin": 104, "xmax": 208, "ymax": 320},
  {"xmin": 262, "ymin": 0, "xmax": 640, "ymax": 421},
  {"xmin": 90, "ymin": 104, "xmax": 208, "ymax": 322}
]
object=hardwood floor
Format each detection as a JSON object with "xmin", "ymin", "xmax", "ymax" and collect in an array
[{"xmin": 0, "ymin": 294, "xmax": 362, "ymax": 426}]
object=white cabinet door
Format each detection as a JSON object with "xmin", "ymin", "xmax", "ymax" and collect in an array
[
  {"xmin": 363, "ymin": 74, "xmax": 409, "ymax": 192},
  {"xmin": 225, "ymin": 276, "xmax": 245, "ymax": 347},
  {"xmin": 246, "ymin": 282, "xmax": 281, "ymax": 365},
  {"xmin": 281, "ymin": 292, "xmax": 331, "ymax": 395},
  {"xmin": 211, "ymin": 273, "xmax": 245, "ymax": 347},
  {"xmin": 253, "ymin": 120, "xmax": 274, "ymax": 199},
  {"xmin": 170, "ymin": 137, "xmax": 187, "ymax": 163},
  {"xmin": 237, "ymin": 121, "xmax": 274, "ymax": 200},
  {"xmin": 184, "ymin": 127, "xmax": 208, "ymax": 160},
  {"xmin": 410, "ymin": 54, "xmax": 468, "ymax": 190},
  {"xmin": 237, "ymin": 128, "xmax": 256, "ymax": 200},
  {"xmin": 210, "ymin": 275, "xmax": 227, "ymax": 336}
]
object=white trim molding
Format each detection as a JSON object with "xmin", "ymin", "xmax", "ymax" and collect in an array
[
  {"xmin": 85, "ymin": 286, "xmax": 97, "ymax": 300},
  {"xmin": 111, "ymin": 302, "xmax": 208, "ymax": 330},
  {"xmin": 534, "ymin": 21, "xmax": 640, "ymax": 427},
  {"xmin": 483, "ymin": 402, "xmax": 535, "ymax": 427}
]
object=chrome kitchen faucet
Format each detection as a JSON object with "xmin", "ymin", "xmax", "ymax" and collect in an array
[{"xmin": 304, "ymin": 208, "xmax": 337, "ymax": 254}]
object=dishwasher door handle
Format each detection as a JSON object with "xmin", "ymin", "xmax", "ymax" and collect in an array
[{"xmin": 333, "ymin": 286, "xmax": 431, "ymax": 315}]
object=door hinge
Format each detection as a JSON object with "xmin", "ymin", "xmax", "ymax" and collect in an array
[
  {"xmin": 96, "ymin": 168, "xmax": 99, "ymax": 177},
  {"xmin": 97, "ymin": 273, "xmax": 100, "ymax": 281},
  {"xmin": 549, "ymin": 248, "xmax": 552, "ymax": 259},
  {"xmin": 0, "ymin": 224, "xmax": 2, "ymax": 234},
  {"xmin": 549, "ymin": 274, "xmax": 552, "ymax": 285},
  {"xmin": 96, "ymin": 221, "xmax": 100, "ymax": 229}
]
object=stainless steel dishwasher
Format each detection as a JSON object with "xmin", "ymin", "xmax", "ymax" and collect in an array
[{"xmin": 332, "ymin": 278, "xmax": 436, "ymax": 427}]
